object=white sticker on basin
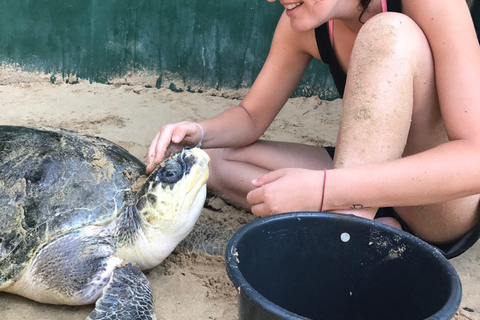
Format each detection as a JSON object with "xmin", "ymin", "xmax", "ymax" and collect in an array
[{"xmin": 340, "ymin": 232, "xmax": 350, "ymax": 243}]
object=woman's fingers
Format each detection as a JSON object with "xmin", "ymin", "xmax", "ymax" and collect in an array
[
  {"xmin": 146, "ymin": 131, "xmax": 162, "ymax": 173},
  {"xmin": 250, "ymin": 202, "xmax": 275, "ymax": 217},
  {"xmin": 247, "ymin": 171, "xmax": 285, "ymax": 216},
  {"xmin": 247, "ymin": 168, "xmax": 324, "ymax": 216},
  {"xmin": 251, "ymin": 169, "xmax": 284, "ymax": 187},
  {"xmin": 146, "ymin": 124, "xmax": 178, "ymax": 173},
  {"xmin": 146, "ymin": 122, "xmax": 202, "ymax": 174}
]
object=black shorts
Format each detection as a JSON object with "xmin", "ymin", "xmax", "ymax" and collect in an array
[{"xmin": 325, "ymin": 146, "xmax": 480, "ymax": 259}]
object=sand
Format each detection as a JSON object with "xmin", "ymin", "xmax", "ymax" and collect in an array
[{"xmin": 0, "ymin": 66, "xmax": 478, "ymax": 319}]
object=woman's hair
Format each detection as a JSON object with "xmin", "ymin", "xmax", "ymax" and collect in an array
[
  {"xmin": 359, "ymin": 0, "xmax": 373, "ymax": 10},
  {"xmin": 359, "ymin": 0, "xmax": 373, "ymax": 22}
]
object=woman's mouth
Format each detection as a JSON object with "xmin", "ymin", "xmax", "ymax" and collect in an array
[{"xmin": 284, "ymin": 2, "xmax": 303, "ymax": 10}]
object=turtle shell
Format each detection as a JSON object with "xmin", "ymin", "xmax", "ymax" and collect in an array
[{"xmin": 0, "ymin": 126, "xmax": 145, "ymax": 285}]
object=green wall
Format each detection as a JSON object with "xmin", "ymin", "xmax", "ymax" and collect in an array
[
  {"xmin": 0, "ymin": 0, "xmax": 337, "ymax": 99},
  {"xmin": 1, "ymin": 1, "xmax": 478, "ymax": 100}
]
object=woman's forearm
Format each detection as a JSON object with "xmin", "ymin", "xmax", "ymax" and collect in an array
[
  {"xmin": 198, "ymin": 104, "xmax": 270, "ymax": 149},
  {"xmin": 325, "ymin": 139, "xmax": 480, "ymax": 210}
]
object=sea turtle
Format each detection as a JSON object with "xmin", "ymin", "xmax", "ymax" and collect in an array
[{"xmin": 0, "ymin": 125, "xmax": 210, "ymax": 319}]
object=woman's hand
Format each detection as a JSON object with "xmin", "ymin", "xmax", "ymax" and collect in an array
[
  {"xmin": 246, "ymin": 168, "xmax": 325, "ymax": 217},
  {"xmin": 146, "ymin": 121, "xmax": 203, "ymax": 174}
]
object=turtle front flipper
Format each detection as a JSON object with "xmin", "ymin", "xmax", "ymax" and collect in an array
[
  {"xmin": 87, "ymin": 262, "xmax": 156, "ymax": 320},
  {"xmin": 2, "ymin": 224, "xmax": 157, "ymax": 319}
]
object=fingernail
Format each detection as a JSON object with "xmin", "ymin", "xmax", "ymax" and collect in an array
[
  {"xmin": 173, "ymin": 135, "xmax": 181, "ymax": 143},
  {"xmin": 252, "ymin": 179, "xmax": 257, "ymax": 184}
]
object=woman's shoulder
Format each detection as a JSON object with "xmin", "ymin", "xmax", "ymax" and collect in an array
[
  {"xmin": 401, "ymin": 0, "xmax": 475, "ymax": 47},
  {"xmin": 402, "ymin": 0, "xmax": 472, "ymax": 22}
]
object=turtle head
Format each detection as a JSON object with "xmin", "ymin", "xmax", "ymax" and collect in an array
[{"xmin": 136, "ymin": 147, "xmax": 209, "ymax": 240}]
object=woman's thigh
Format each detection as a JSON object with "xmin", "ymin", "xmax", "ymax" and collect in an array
[{"xmin": 210, "ymin": 140, "xmax": 334, "ymax": 171}]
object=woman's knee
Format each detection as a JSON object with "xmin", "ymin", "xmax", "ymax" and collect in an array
[
  {"xmin": 351, "ymin": 12, "xmax": 437, "ymax": 121},
  {"xmin": 356, "ymin": 12, "xmax": 432, "ymax": 67},
  {"xmin": 205, "ymin": 146, "xmax": 249, "ymax": 163},
  {"xmin": 204, "ymin": 147, "xmax": 250, "ymax": 187},
  {"xmin": 205, "ymin": 148, "xmax": 228, "ymax": 177}
]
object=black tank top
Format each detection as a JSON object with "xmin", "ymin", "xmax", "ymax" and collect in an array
[{"xmin": 315, "ymin": 0, "xmax": 403, "ymax": 97}]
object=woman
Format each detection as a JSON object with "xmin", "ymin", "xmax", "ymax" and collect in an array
[{"xmin": 147, "ymin": 0, "xmax": 480, "ymax": 258}]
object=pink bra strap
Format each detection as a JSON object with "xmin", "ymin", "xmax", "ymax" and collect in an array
[
  {"xmin": 328, "ymin": 20, "xmax": 334, "ymax": 47},
  {"xmin": 381, "ymin": 0, "xmax": 387, "ymax": 12}
]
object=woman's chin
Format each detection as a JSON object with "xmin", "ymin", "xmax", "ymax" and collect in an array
[{"xmin": 290, "ymin": 20, "xmax": 317, "ymax": 33}]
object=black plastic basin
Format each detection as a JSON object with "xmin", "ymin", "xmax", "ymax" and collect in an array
[{"xmin": 225, "ymin": 212, "xmax": 462, "ymax": 320}]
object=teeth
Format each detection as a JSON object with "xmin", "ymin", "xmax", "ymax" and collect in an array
[{"xmin": 285, "ymin": 2, "xmax": 302, "ymax": 10}]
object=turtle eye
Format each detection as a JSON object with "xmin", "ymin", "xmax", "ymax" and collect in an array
[{"xmin": 156, "ymin": 160, "xmax": 184, "ymax": 184}]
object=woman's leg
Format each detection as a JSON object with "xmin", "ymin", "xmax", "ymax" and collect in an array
[
  {"xmin": 205, "ymin": 141, "xmax": 333, "ymax": 210},
  {"xmin": 336, "ymin": 12, "xmax": 480, "ymax": 244}
]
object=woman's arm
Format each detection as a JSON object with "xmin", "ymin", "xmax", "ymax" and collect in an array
[
  {"xmin": 199, "ymin": 13, "xmax": 316, "ymax": 148},
  {"xmin": 147, "ymin": 13, "xmax": 315, "ymax": 171}
]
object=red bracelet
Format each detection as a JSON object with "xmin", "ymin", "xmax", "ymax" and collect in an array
[{"xmin": 320, "ymin": 169, "xmax": 327, "ymax": 212}]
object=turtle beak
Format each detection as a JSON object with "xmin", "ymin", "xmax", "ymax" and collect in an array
[{"xmin": 184, "ymin": 150, "xmax": 209, "ymax": 194}]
